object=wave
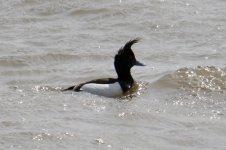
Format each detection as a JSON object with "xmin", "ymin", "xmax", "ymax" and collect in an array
[{"xmin": 153, "ymin": 66, "xmax": 226, "ymax": 93}]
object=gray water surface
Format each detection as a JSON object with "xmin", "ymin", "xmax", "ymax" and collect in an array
[{"xmin": 0, "ymin": 0, "xmax": 226, "ymax": 149}]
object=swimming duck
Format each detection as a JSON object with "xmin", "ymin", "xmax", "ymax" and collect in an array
[{"xmin": 63, "ymin": 38, "xmax": 145, "ymax": 98}]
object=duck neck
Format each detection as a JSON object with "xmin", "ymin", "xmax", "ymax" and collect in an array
[
  {"xmin": 115, "ymin": 67, "xmax": 134, "ymax": 92},
  {"xmin": 116, "ymin": 67, "xmax": 134, "ymax": 83}
]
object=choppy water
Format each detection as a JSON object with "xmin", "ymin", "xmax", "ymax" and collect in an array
[{"xmin": 1, "ymin": 0, "xmax": 226, "ymax": 149}]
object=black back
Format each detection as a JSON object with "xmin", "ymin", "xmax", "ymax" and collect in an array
[{"xmin": 62, "ymin": 78, "xmax": 117, "ymax": 91}]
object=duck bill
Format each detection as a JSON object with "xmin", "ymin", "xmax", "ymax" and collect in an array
[{"xmin": 135, "ymin": 60, "xmax": 145, "ymax": 66}]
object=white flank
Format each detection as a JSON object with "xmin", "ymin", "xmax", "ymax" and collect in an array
[{"xmin": 80, "ymin": 82, "xmax": 123, "ymax": 98}]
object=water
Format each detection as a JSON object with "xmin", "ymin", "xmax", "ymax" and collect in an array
[{"xmin": 0, "ymin": 0, "xmax": 226, "ymax": 149}]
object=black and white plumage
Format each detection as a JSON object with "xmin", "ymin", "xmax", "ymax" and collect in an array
[{"xmin": 63, "ymin": 38, "xmax": 145, "ymax": 98}]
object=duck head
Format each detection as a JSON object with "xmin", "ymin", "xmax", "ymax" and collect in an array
[{"xmin": 114, "ymin": 38, "xmax": 145, "ymax": 80}]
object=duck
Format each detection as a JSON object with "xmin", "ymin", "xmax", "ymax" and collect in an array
[{"xmin": 63, "ymin": 38, "xmax": 145, "ymax": 98}]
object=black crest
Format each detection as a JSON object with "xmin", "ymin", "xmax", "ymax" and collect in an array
[
  {"xmin": 117, "ymin": 38, "xmax": 140, "ymax": 55},
  {"xmin": 123, "ymin": 38, "xmax": 140, "ymax": 51}
]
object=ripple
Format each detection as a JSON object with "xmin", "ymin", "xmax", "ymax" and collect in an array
[
  {"xmin": 68, "ymin": 8, "xmax": 109, "ymax": 17},
  {"xmin": 0, "ymin": 58, "xmax": 27, "ymax": 68}
]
